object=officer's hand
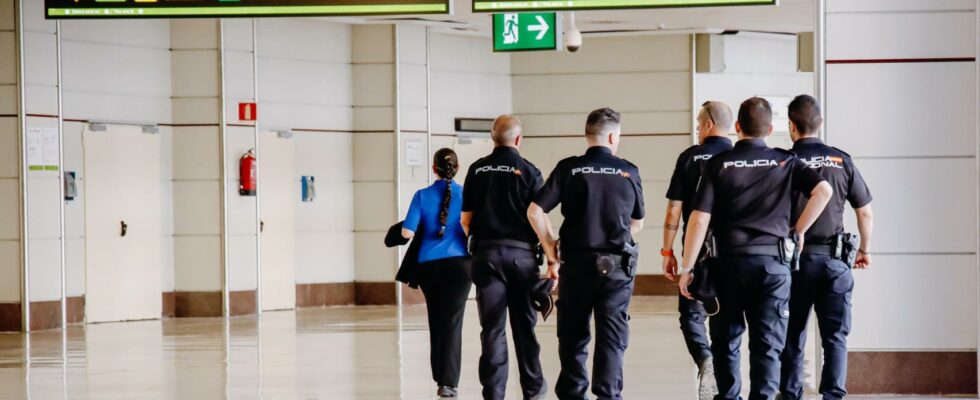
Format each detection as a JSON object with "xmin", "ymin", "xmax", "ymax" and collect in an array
[
  {"xmin": 546, "ymin": 261, "xmax": 560, "ymax": 290},
  {"xmin": 678, "ymin": 272, "xmax": 694, "ymax": 300},
  {"xmin": 854, "ymin": 253, "xmax": 872, "ymax": 269},
  {"xmin": 662, "ymin": 255, "xmax": 678, "ymax": 281}
]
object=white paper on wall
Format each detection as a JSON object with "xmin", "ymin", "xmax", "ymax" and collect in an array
[
  {"xmin": 26, "ymin": 127, "xmax": 60, "ymax": 171},
  {"xmin": 405, "ymin": 139, "xmax": 424, "ymax": 167}
]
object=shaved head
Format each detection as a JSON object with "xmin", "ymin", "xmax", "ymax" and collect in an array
[
  {"xmin": 699, "ymin": 101, "xmax": 733, "ymax": 134},
  {"xmin": 491, "ymin": 114, "xmax": 522, "ymax": 146}
]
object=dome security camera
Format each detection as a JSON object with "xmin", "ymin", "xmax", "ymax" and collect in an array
[{"xmin": 564, "ymin": 12, "xmax": 582, "ymax": 52}]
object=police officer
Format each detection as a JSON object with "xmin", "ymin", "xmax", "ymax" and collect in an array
[
  {"xmin": 677, "ymin": 97, "xmax": 834, "ymax": 399},
  {"xmin": 662, "ymin": 101, "xmax": 734, "ymax": 399},
  {"xmin": 528, "ymin": 107, "xmax": 644, "ymax": 400},
  {"xmin": 778, "ymin": 95, "xmax": 874, "ymax": 400},
  {"xmin": 461, "ymin": 115, "xmax": 548, "ymax": 400}
]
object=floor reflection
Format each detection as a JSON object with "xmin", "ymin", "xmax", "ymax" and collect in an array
[{"xmin": 0, "ymin": 298, "xmax": 955, "ymax": 399}]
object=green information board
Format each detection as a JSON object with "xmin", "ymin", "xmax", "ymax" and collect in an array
[
  {"xmin": 475, "ymin": 0, "xmax": 775, "ymax": 12},
  {"xmin": 46, "ymin": 0, "xmax": 450, "ymax": 19},
  {"xmin": 493, "ymin": 13, "xmax": 560, "ymax": 52}
]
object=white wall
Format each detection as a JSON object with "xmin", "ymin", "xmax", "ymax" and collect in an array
[
  {"xmin": 695, "ymin": 32, "xmax": 813, "ymax": 149},
  {"xmin": 826, "ymin": 0, "xmax": 978, "ymax": 353},
  {"xmin": 0, "ymin": 0, "xmax": 22, "ymax": 306},
  {"xmin": 512, "ymin": 34, "xmax": 693, "ymax": 276}
]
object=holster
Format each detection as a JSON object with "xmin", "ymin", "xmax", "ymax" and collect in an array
[
  {"xmin": 836, "ymin": 232, "xmax": 860, "ymax": 268},
  {"xmin": 591, "ymin": 241, "xmax": 638, "ymax": 281},
  {"xmin": 780, "ymin": 233, "xmax": 801, "ymax": 271}
]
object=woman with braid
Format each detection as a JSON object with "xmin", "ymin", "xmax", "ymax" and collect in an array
[{"xmin": 401, "ymin": 148, "xmax": 472, "ymax": 398}]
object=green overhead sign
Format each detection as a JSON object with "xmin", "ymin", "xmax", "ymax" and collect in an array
[{"xmin": 493, "ymin": 13, "xmax": 560, "ymax": 52}]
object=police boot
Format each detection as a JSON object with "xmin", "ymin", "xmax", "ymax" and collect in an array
[
  {"xmin": 698, "ymin": 356, "xmax": 718, "ymax": 400},
  {"xmin": 437, "ymin": 386, "xmax": 457, "ymax": 398}
]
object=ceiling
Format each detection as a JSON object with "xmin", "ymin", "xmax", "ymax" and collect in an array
[{"xmin": 362, "ymin": 0, "xmax": 814, "ymax": 36}]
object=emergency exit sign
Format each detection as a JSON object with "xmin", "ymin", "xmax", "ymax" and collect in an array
[{"xmin": 493, "ymin": 13, "xmax": 560, "ymax": 52}]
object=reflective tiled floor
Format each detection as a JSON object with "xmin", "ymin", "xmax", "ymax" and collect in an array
[{"xmin": 0, "ymin": 297, "xmax": 962, "ymax": 399}]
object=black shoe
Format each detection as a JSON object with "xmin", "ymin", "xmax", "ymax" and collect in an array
[
  {"xmin": 437, "ymin": 386, "xmax": 458, "ymax": 398},
  {"xmin": 697, "ymin": 357, "xmax": 718, "ymax": 400}
]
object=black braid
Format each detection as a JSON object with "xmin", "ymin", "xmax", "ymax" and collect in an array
[{"xmin": 433, "ymin": 148, "xmax": 458, "ymax": 237}]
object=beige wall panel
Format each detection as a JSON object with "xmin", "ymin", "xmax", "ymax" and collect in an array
[
  {"xmin": 851, "ymin": 158, "xmax": 976, "ymax": 253},
  {"xmin": 0, "ymin": 0, "xmax": 12, "ymax": 30},
  {"xmin": 353, "ymin": 231, "xmax": 395, "ymax": 282},
  {"xmin": 0, "ymin": 33, "xmax": 15, "ymax": 84},
  {"xmin": 25, "ymin": 84, "xmax": 57, "ymax": 116},
  {"xmin": 0, "ymin": 179, "xmax": 18, "ymax": 241},
  {"xmin": 519, "ymin": 111, "xmax": 691, "ymax": 136},
  {"xmin": 173, "ymin": 127, "xmax": 220, "ymax": 181},
  {"xmin": 353, "ymin": 132, "xmax": 395, "ymax": 182},
  {"xmin": 352, "ymin": 64, "xmax": 394, "ymax": 107},
  {"xmin": 827, "ymin": 12, "xmax": 977, "ymax": 60},
  {"xmin": 0, "ymin": 118, "xmax": 17, "ymax": 178},
  {"xmin": 512, "ymin": 35, "xmax": 690, "ymax": 75},
  {"xmin": 849, "ymin": 254, "xmax": 977, "ymax": 349},
  {"xmin": 353, "ymin": 182, "xmax": 397, "ymax": 232},
  {"xmin": 352, "ymin": 107, "xmax": 394, "ymax": 131},
  {"xmin": 397, "ymin": 25, "xmax": 427, "ymax": 66},
  {"xmin": 352, "ymin": 25, "xmax": 393, "ymax": 64},
  {"xmin": 0, "ymin": 241, "xmax": 20, "ymax": 302},
  {"xmin": 721, "ymin": 34, "xmax": 798, "ymax": 73},
  {"xmin": 616, "ymin": 135, "xmax": 691, "ymax": 181},
  {"xmin": 826, "ymin": 63, "xmax": 977, "ymax": 157},
  {"xmin": 173, "ymin": 235, "xmax": 221, "ymax": 292},
  {"xmin": 171, "ymin": 50, "xmax": 220, "ymax": 98},
  {"xmin": 171, "ymin": 98, "xmax": 220, "ymax": 125},
  {"xmin": 170, "ymin": 20, "xmax": 218, "ymax": 50},
  {"xmin": 172, "ymin": 181, "xmax": 221, "ymax": 236},
  {"xmin": 512, "ymin": 72, "xmax": 690, "ymax": 115},
  {"xmin": 0, "ymin": 86, "xmax": 16, "ymax": 114}
]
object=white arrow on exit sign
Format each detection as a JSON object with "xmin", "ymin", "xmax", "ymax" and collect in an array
[{"xmin": 528, "ymin": 15, "xmax": 549, "ymax": 40}]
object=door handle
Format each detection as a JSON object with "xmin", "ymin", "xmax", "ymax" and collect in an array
[
  {"xmin": 260, "ymin": 220, "xmax": 264, "ymax": 233},
  {"xmin": 120, "ymin": 221, "xmax": 128, "ymax": 237}
]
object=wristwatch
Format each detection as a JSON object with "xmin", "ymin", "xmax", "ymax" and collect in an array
[{"xmin": 660, "ymin": 248, "xmax": 674, "ymax": 257}]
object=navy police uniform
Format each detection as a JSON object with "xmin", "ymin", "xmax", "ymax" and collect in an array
[
  {"xmin": 779, "ymin": 138, "xmax": 872, "ymax": 400},
  {"xmin": 534, "ymin": 146, "xmax": 644, "ymax": 400},
  {"xmin": 462, "ymin": 146, "xmax": 547, "ymax": 400},
  {"xmin": 665, "ymin": 136, "xmax": 733, "ymax": 365},
  {"xmin": 692, "ymin": 138, "xmax": 825, "ymax": 399}
]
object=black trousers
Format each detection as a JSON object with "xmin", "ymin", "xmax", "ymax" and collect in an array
[
  {"xmin": 710, "ymin": 255, "xmax": 791, "ymax": 400},
  {"xmin": 419, "ymin": 256, "xmax": 473, "ymax": 388},
  {"xmin": 472, "ymin": 245, "xmax": 545, "ymax": 400},
  {"xmin": 555, "ymin": 255, "xmax": 634, "ymax": 400},
  {"xmin": 679, "ymin": 293, "xmax": 712, "ymax": 365},
  {"xmin": 779, "ymin": 254, "xmax": 853, "ymax": 400}
]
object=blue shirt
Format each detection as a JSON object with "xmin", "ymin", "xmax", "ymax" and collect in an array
[{"xmin": 403, "ymin": 180, "xmax": 468, "ymax": 264}]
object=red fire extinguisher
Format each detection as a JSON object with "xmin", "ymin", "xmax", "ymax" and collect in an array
[{"xmin": 239, "ymin": 149, "xmax": 256, "ymax": 196}]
